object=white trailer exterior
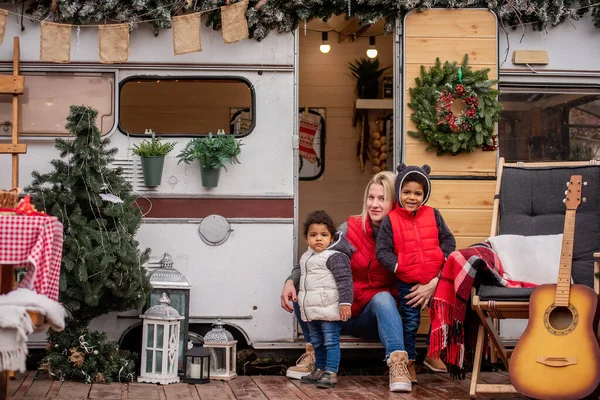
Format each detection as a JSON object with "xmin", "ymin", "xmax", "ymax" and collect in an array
[{"xmin": 0, "ymin": 7, "xmax": 598, "ymax": 349}]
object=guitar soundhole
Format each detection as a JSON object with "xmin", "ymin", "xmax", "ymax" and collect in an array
[{"xmin": 546, "ymin": 306, "xmax": 577, "ymax": 334}]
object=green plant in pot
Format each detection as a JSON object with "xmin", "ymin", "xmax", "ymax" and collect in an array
[
  {"xmin": 176, "ymin": 129, "xmax": 243, "ymax": 188},
  {"xmin": 132, "ymin": 129, "xmax": 176, "ymax": 186},
  {"xmin": 349, "ymin": 57, "xmax": 390, "ymax": 99}
]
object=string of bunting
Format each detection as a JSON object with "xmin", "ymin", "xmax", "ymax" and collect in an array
[{"xmin": 0, "ymin": 0, "xmax": 250, "ymax": 63}]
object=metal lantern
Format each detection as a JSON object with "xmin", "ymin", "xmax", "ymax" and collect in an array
[
  {"xmin": 203, "ymin": 319, "xmax": 237, "ymax": 380},
  {"xmin": 138, "ymin": 293, "xmax": 185, "ymax": 385},
  {"xmin": 147, "ymin": 253, "xmax": 191, "ymax": 371},
  {"xmin": 183, "ymin": 339, "xmax": 210, "ymax": 384}
]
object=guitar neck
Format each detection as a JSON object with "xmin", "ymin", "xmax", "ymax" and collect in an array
[{"xmin": 555, "ymin": 209, "xmax": 576, "ymax": 306}]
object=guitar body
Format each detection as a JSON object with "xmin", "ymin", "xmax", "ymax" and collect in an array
[{"xmin": 509, "ymin": 283, "xmax": 600, "ymax": 400}]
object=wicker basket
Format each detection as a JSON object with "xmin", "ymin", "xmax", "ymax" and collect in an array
[{"xmin": 0, "ymin": 187, "xmax": 20, "ymax": 208}]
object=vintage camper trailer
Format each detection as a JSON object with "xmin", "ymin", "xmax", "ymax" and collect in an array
[{"xmin": 0, "ymin": 4, "xmax": 598, "ymax": 354}]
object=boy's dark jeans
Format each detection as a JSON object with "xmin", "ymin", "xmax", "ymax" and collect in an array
[{"xmin": 398, "ymin": 280, "xmax": 421, "ymax": 360}]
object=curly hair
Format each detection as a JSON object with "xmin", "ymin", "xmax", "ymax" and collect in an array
[{"xmin": 302, "ymin": 210, "xmax": 336, "ymax": 238}]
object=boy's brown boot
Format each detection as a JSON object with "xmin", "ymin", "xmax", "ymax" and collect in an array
[
  {"xmin": 316, "ymin": 371, "xmax": 338, "ymax": 389},
  {"xmin": 300, "ymin": 367, "xmax": 324, "ymax": 384},
  {"xmin": 387, "ymin": 351, "xmax": 412, "ymax": 392},
  {"xmin": 286, "ymin": 343, "xmax": 315, "ymax": 379},
  {"xmin": 407, "ymin": 360, "xmax": 417, "ymax": 383},
  {"xmin": 424, "ymin": 356, "xmax": 448, "ymax": 373}
]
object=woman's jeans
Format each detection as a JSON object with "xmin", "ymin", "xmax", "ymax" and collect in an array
[
  {"xmin": 293, "ymin": 301, "xmax": 312, "ymax": 343},
  {"xmin": 341, "ymin": 291, "xmax": 406, "ymax": 359},
  {"xmin": 293, "ymin": 291, "xmax": 409, "ymax": 361},
  {"xmin": 307, "ymin": 320, "xmax": 342, "ymax": 373},
  {"xmin": 398, "ymin": 280, "xmax": 421, "ymax": 360}
]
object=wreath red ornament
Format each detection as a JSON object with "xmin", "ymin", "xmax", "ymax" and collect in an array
[{"xmin": 436, "ymin": 83, "xmax": 479, "ymax": 133}]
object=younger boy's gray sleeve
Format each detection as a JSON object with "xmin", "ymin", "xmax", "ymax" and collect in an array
[
  {"xmin": 326, "ymin": 254, "xmax": 353, "ymax": 305},
  {"xmin": 286, "ymin": 264, "xmax": 300, "ymax": 290},
  {"xmin": 376, "ymin": 216, "xmax": 398, "ymax": 274}
]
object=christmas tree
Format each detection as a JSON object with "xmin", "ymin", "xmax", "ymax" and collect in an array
[
  {"xmin": 27, "ymin": 105, "xmax": 150, "ymax": 382},
  {"xmin": 27, "ymin": 105, "xmax": 151, "ymax": 323}
]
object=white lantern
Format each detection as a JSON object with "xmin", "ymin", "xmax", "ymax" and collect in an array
[
  {"xmin": 203, "ymin": 319, "xmax": 237, "ymax": 380},
  {"xmin": 138, "ymin": 293, "xmax": 184, "ymax": 385}
]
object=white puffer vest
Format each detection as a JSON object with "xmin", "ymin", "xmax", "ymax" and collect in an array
[{"xmin": 298, "ymin": 249, "xmax": 340, "ymax": 322}]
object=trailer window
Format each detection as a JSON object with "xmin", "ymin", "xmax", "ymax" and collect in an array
[
  {"xmin": 499, "ymin": 87, "xmax": 600, "ymax": 162},
  {"xmin": 0, "ymin": 72, "xmax": 115, "ymax": 137},
  {"xmin": 119, "ymin": 77, "xmax": 254, "ymax": 137}
]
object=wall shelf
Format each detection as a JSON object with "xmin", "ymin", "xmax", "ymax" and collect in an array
[{"xmin": 355, "ymin": 99, "xmax": 393, "ymax": 110}]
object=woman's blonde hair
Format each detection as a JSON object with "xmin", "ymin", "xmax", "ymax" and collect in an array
[{"xmin": 361, "ymin": 170, "xmax": 396, "ymax": 233}]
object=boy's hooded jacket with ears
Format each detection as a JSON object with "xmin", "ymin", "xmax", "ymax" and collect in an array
[
  {"xmin": 376, "ymin": 164, "xmax": 456, "ymax": 284},
  {"xmin": 298, "ymin": 232, "xmax": 355, "ymax": 322}
]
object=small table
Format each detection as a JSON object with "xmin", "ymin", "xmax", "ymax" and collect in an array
[{"xmin": 0, "ymin": 214, "xmax": 63, "ymax": 400}]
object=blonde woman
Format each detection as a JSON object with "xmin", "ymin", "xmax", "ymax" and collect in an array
[{"xmin": 281, "ymin": 171, "xmax": 427, "ymax": 392}]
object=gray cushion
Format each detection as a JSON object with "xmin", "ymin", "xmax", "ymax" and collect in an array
[
  {"xmin": 478, "ymin": 285, "xmax": 534, "ymax": 301},
  {"xmin": 499, "ymin": 165, "xmax": 600, "ymax": 287}
]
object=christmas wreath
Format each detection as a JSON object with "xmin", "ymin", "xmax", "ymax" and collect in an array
[{"xmin": 407, "ymin": 54, "xmax": 501, "ymax": 155}]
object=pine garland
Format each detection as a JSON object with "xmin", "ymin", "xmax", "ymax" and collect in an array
[
  {"xmin": 13, "ymin": 0, "xmax": 600, "ymax": 41},
  {"xmin": 407, "ymin": 54, "xmax": 501, "ymax": 156}
]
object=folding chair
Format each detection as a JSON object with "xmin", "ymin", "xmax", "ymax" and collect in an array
[{"xmin": 469, "ymin": 157, "xmax": 600, "ymax": 399}]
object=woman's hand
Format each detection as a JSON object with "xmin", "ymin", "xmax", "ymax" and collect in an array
[
  {"xmin": 280, "ymin": 279, "xmax": 297, "ymax": 313},
  {"xmin": 405, "ymin": 277, "xmax": 439, "ymax": 310},
  {"xmin": 339, "ymin": 305, "xmax": 351, "ymax": 322}
]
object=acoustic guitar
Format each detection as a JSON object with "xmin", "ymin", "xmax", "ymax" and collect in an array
[{"xmin": 509, "ymin": 175, "xmax": 600, "ymax": 400}]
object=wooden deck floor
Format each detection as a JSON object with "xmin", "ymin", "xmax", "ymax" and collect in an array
[{"xmin": 7, "ymin": 370, "xmax": 525, "ymax": 399}]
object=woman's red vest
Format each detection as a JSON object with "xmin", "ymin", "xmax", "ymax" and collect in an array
[
  {"xmin": 388, "ymin": 205, "xmax": 444, "ymax": 284},
  {"xmin": 346, "ymin": 216, "xmax": 397, "ymax": 317}
]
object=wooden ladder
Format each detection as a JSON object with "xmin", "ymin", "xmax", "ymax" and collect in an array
[{"xmin": 0, "ymin": 37, "xmax": 27, "ymax": 400}]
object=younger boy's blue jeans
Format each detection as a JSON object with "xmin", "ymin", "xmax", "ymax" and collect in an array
[
  {"xmin": 398, "ymin": 280, "xmax": 421, "ymax": 360},
  {"xmin": 307, "ymin": 320, "xmax": 342, "ymax": 373}
]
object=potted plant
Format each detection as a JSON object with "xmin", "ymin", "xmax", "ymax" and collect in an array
[
  {"xmin": 349, "ymin": 57, "xmax": 390, "ymax": 99},
  {"xmin": 176, "ymin": 129, "xmax": 243, "ymax": 188},
  {"xmin": 132, "ymin": 129, "xmax": 176, "ymax": 186}
]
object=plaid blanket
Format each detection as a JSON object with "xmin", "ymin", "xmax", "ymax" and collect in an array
[{"xmin": 427, "ymin": 242, "xmax": 536, "ymax": 379}]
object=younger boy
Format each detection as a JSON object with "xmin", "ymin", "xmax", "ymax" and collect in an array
[
  {"xmin": 376, "ymin": 164, "xmax": 456, "ymax": 385},
  {"xmin": 298, "ymin": 210, "xmax": 354, "ymax": 389}
]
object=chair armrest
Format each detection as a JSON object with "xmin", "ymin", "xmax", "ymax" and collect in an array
[{"xmin": 594, "ymin": 253, "xmax": 600, "ymax": 295}]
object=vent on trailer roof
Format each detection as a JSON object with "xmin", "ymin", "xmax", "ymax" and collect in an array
[{"xmin": 111, "ymin": 156, "xmax": 158, "ymax": 194}]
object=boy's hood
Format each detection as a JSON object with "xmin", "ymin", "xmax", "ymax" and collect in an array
[
  {"xmin": 395, "ymin": 163, "xmax": 432, "ymax": 209},
  {"xmin": 327, "ymin": 232, "xmax": 355, "ymax": 258}
]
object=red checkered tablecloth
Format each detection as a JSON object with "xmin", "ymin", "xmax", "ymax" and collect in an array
[{"xmin": 0, "ymin": 215, "xmax": 63, "ymax": 301}]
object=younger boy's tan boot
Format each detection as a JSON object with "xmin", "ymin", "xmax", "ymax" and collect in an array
[
  {"xmin": 387, "ymin": 350, "xmax": 412, "ymax": 392},
  {"xmin": 407, "ymin": 360, "xmax": 417, "ymax": 383},
  {"xmin": 316, "ymin": 371, "xmax": 337, "ymax": 389},
  {"xmin": 286, "ymin": 343, "xmax": 315, "ymax": 379}
]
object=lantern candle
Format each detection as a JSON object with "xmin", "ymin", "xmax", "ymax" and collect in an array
[{"xmin": 190, "ymin": 363, "xmax": 201, "ymax": 379}]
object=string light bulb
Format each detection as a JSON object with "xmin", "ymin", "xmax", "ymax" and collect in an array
[
  {"xmin": 319, "ymin": 32, "xmax": 331, "ymax": 54},
  {"xmin": 366, "ymin": 36, "xmax": 378, "ymax": 59}
]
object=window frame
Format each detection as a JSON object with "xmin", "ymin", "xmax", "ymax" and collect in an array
[
  {"xmin": 0, "ymin": 69, "xmax": 117, "ymax": 138},
  {"xmin": 498, "ymin": 80, "xmax": 600, "ymax": 163},
  {"xmin": 117, "ymin": 75, "xmax": 257, "ymax": 138}
]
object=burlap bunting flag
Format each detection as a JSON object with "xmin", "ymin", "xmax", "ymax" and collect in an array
[
  {"xmin": 172, "ymin": 13, "xmax": 202, "ymax": 55},
  {"xmin": 98, "ymin": 24, "xmax": 129, "ymax": 64},
  {"xmin": 0, "ymin": 9, "xmax": 7, "ymax": 46},
  {"xmin": 221, "ymin": 0, "xmax": 249, "ymax": 44},
  {"xmin": 40, "ymin": 22, "xmax": 71, "ymax": 63}
]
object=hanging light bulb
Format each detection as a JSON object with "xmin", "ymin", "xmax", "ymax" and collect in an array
[
  {"xmin": 319, "ymin": 32, "xmax": 331, "ymax": 54},
  {"xmin": 366, "ymin": 36, "xmax": 378, "ymax": 59}
]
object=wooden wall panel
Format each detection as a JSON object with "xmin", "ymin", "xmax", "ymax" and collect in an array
[
  {"xmin": 404, "ymin": 9, "xmax": 497, "ymax": 38},
  {"xmin": 404, "ymin": 143, "xmax": 496, "ymax": 175},
  {"xmin": 427, "ymin": 181, "xmax": 495, "ymax": 209},
  {"xmin": 403, "ymin": 9, "xmax": 498, "ymax": 175}
]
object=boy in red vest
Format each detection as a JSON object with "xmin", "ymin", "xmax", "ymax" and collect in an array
[{"xmin": 376, "ymin": 163, "xmax": 456, "ymax": 383}]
